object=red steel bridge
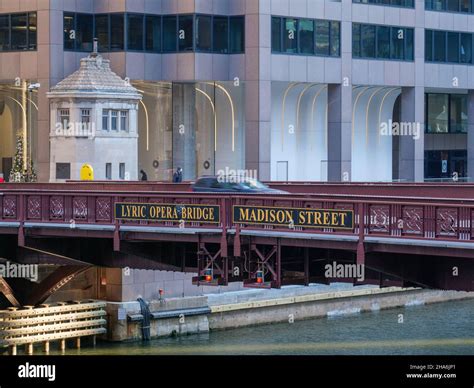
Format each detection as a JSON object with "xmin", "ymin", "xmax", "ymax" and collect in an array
[{"xmin": 1, "ymin": 181, "xmax": 474, "ymax": 306}]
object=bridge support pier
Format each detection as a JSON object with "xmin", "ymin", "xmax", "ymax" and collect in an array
[
  {"xmin": 304, "ymin": 248, "xmax": 310, "ymax": 286},
  {"xmin": 243, "ymin": 241, "xmax": 282, "ymax": 289},
  {"xmin": 195, "ymin": 242, "xmax": 228, "ymax": 286}
]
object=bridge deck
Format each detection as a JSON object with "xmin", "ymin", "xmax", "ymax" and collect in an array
[{"xmin": 1, "ymin": 182, "xmax": 474, "ymax": 294}]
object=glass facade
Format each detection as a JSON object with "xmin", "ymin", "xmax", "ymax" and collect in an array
[
  {"xmin": 425, "ymin": 94, "xmax": 468, "ymax": 133},
  {"xmin": 425, "ymin": 150, "xmax": 467, "ymax": 180},
  {"xmin": 425, "ymin": 0, "xmax": 474, "ymax": 13},
  {"xmin": 133, "ymin": 81, "xmax": 245, "ymax": 181},
  {"xmin": 352, "ymin": 23, "xmax": 414, "ymax": 60},
  {"xmin": 63, "ymin": 12, "xmax": 245, "ymax": 54},
  {"xmin": 0, "ymin": 12, "xmax": 37, "ymax": 51},
  {"xmin": 425, "ymin": 29, "xmax": 473, "ymax": 64},
  {"xmin": 272, "ymin": 16, "xmax": 340, "ymax": 57},
  {"xmin": 196, "ymin": 15, "xmax": 211, "ymax": 51},
  {"xmin": 353, "ymin": 0, "xmax": 414, "ymax": 6},
  {"xmin": 0, "ymin": 81, "xmax": 39, "ymax": 182}
]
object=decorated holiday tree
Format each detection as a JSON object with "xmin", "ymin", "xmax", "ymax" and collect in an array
[{"xmin": 9, "ymin": 132, "xmax": 37, "ymax": 183}]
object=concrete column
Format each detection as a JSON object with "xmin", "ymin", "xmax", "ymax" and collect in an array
[
  {"xmin": 399, "ymin": 88, "xmax": 415, "ymax": 181},
  {"xmin": 414, "ymin": 0, "xmax": 426, "ymax": 182},
  {"xmin": 172, "ymin": 83, "xmax": 197, "ymax": 180},
  {"xmin": 327, "ymin": 3, "xmax": 353, "ymax": 182},
  {"xmin": 327, "ymin": 84, "xmax": 352, "ymax": 181},
  {"xmin": 399, "ymin": 87, "xmax": 425, "ymax": 182},
  {"xmin": 467, "ymin": 90, "xmax": 474, "ymax": 181},
  {"xmin": 244, "ymin": 2, "xmax": 263, "ymax": 177}
]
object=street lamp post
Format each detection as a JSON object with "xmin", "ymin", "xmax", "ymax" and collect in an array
[{"xmin": 27, "ymin": 82, "xmax": 40, "ymax": 180}]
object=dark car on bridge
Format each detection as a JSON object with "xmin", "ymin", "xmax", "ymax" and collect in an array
[{"xmin": 192, "ymin": 176, "xmax": 288, "ymax": 194}]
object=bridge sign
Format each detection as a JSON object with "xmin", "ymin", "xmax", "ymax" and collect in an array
[
  {"xmin": 115, "ymin": 203, "xmax": 220, "ymax": 224},
  {"xmin": 233, "ymin": 205, "xmax": 353, "ymax": 230}
]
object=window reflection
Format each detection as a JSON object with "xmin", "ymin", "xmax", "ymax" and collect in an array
[{"xmin": 426, "ymin": 93, "xmax": 467, "ymax": 134}]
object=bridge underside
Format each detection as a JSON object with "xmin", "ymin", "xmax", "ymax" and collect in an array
[{"xmin": 1, "ymin": 229, "xmax": 473, "ymax": 307}]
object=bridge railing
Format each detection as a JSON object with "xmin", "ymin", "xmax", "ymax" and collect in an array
[
  {"xmin": 230, "ymin": 195, "xmax": 474, "ymax": 242},
  {"xmin": 1, "ymin": 186, "xmax": 474, "ymax": 243}
]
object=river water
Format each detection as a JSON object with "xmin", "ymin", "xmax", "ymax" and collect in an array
[{"xmin": 55, "ymin": 298, "xmax": 474, "ymax": 356}]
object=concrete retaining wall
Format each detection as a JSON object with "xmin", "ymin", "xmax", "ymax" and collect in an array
[
  {"xmin": 105, "ymin": 296, "xmax": 209, "ymax": 341},
  {"xmin": 102, "ymin": 287, "xmax": 473, "ymax": 341},
  {"xmin": 208, "ymin": 288, "xmax": 473, "ymax": 331}
]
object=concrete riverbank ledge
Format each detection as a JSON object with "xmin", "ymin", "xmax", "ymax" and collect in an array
[{"xmin": 104, "ymin": 285, "xmax": 474, "ymax": 341}]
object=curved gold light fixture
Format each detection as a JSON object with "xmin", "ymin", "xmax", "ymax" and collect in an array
[
  {"xmin": 0, "ymin": 89, "xmax": 38, "ymax": 112},
  {"xmin": 365, "ymin": 87, "xmax": 384, "ymax": 145},
  {"xmin": 205, "ymin": 82, "xmax": 236, "ymax": 152},
  {"xmin": 377, "ymin": 88, "xmax": 400, "ymax": 144},
  {"xmin": 138, "ymin": 99, "xmax": 150, "ymax": 151},
  {"xmin": 195, "ymin": 88, "xmax": 217, "ymax": 152},
  {"xmin": 296, "ymin": 83, "xmax": 319, "ymax": 135},
  {"xmin": 351, "ymin": 86, "xmax": 372, "ymax": 148},
  {"xmin": 310, "ymin": 85, "xmax": 327, "ymax": 151},
  {"xmin": 281, "ymin": 82, "xmax": 302, "ymax": 152}
]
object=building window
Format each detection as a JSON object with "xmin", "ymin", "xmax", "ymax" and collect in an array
[
  {"xmin": 425, "ymin": 150, "xmax": 467, "ymax": 180},
  {"xmin": 361, "ymin": 24, "xmax": 376, "ymax": 58},
  {"xmin": 11, "ymin": 13, "xmax": 27, "ymax": 50},
  {"xmin": 426, "ymin": 93, "xmax": 468, "ymax": 134},
  {"xmin": 102, "ymin": 110, "xmax": 128, "ymax": 131},
  {"xmin": 352, "ymin": 23, "xmax": 361, "ymax": 57},
  {"xmin": 178, "ymin": 15, "xmax": 194, "ymax": 52},
  {"xmin": 119, "ymin": 163, "xmax": 126, "ymax": 180},
  {"xmin": 111, "ymin": 111, "xmax": 118, "ymax": 131},
  {"xmin": 353, "ymin": 0, "xmax": 414, "ymax": 7},
  {"xmin": 426, "ymin": 94, "xmax": 449, "ymax": 133},
  {"xmin": 63, "ymin": 13, "xmax": 75, "ymax": 50},
  {"xmin": 95, "ymin": 14, "xmax": 109, "ymax": 51},
  {"xmin": 163, "ymin": 15, "xmax": 177, "ymax": 52},
  {"xmin": 460, "ymin": 33, "xmax": 472, "ymax": 63},
  {"xmin": 63, "ymin": 12, "xmax": 93, "ymax": 51},
  {"xmin": 353, "ymin": 23, "xmax": 414, "ymax": 61},
  {"xmin": 450, "ymin": 94, "xmax": 468, "ymax": 133},
  {"xmin": 330, "ymin": 21, "xmax": 340, "ymax": 56},
  {"xmin": 127, "ymin": 14, "xmax": 144, "ymax": 51},
  {"xmin": 230, "ymin": 16, "xmax": 245, "ymax": 53},
  {"xmin": 0, "ymin": 15, "xmax": 9, "ymax": 51},
  {"xmin": 120, "ymin": 111, "xmax": 128, "ymax": 131},
  {"xmin": 106, "ymin": 163, "xmax": 112, "ymax": 180},
  {"xmin": 0, "ymin": 12, "xmax": 37, "ymax": 52},
  {"xmin": 62, "ymin": 12, "xmax": 244, "ymax": 54},
  {"xmin": 76, "ymin": 13, "xmax": 93, "ymax": 51},
  {"xmin": 298, "ymin": 19, "xmax": 314, "ymax": 54},
  {"xmin": 283, "ymin": 18, "xmax": 298, "ymax": 54},
  {"xmin": 56, "ymin": 163, "xmax": 71, "ymax": 180},
  {"xmin": 426, "ymin": 29, "xmax": 474, "ymax": 64},
  {"xmin": 110, "ymin": 14, "xmax": 124, "ymax": 51},
  {"xmin": 81, "ymin": 109, "xmax": 91, "ymax": 132},
  {"xmin": 272, "ymin": 16, "xmax": 340, "ymax": 57},
  {"xmin": 196, "ymin": 15, "xmax": 211, "ymax": 52},
  {"xmin": 145, "ymin": 15, "xmax": 161, "ymax": 52},
  {"xmin": 271, "ymin": 17, "xmax": 282, "ymax": 52},
  {"xmin": 102, "ymin": 109, "xmax": 109, "ymax": 131},
  {"xmin": 426, "ymin": 0, "xmax": 472, "ymax": 12},
  {"xmin": 316, "ymin": 20, "xmax": 330, "ymax": 56},
  {"xmin": 28, "ymin": 13, "xmax": 37, "ymax": 50},
  {"xmin": 59, "ymin": 109, "xmax": 70, "ymax": 131},
  {"xmin": 377, "ymin": 26, "xmax": 391, "ymax": 59},
  {"xmin": 213, "ymin": 16, "xmax": 228, "ymax": 53}
]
